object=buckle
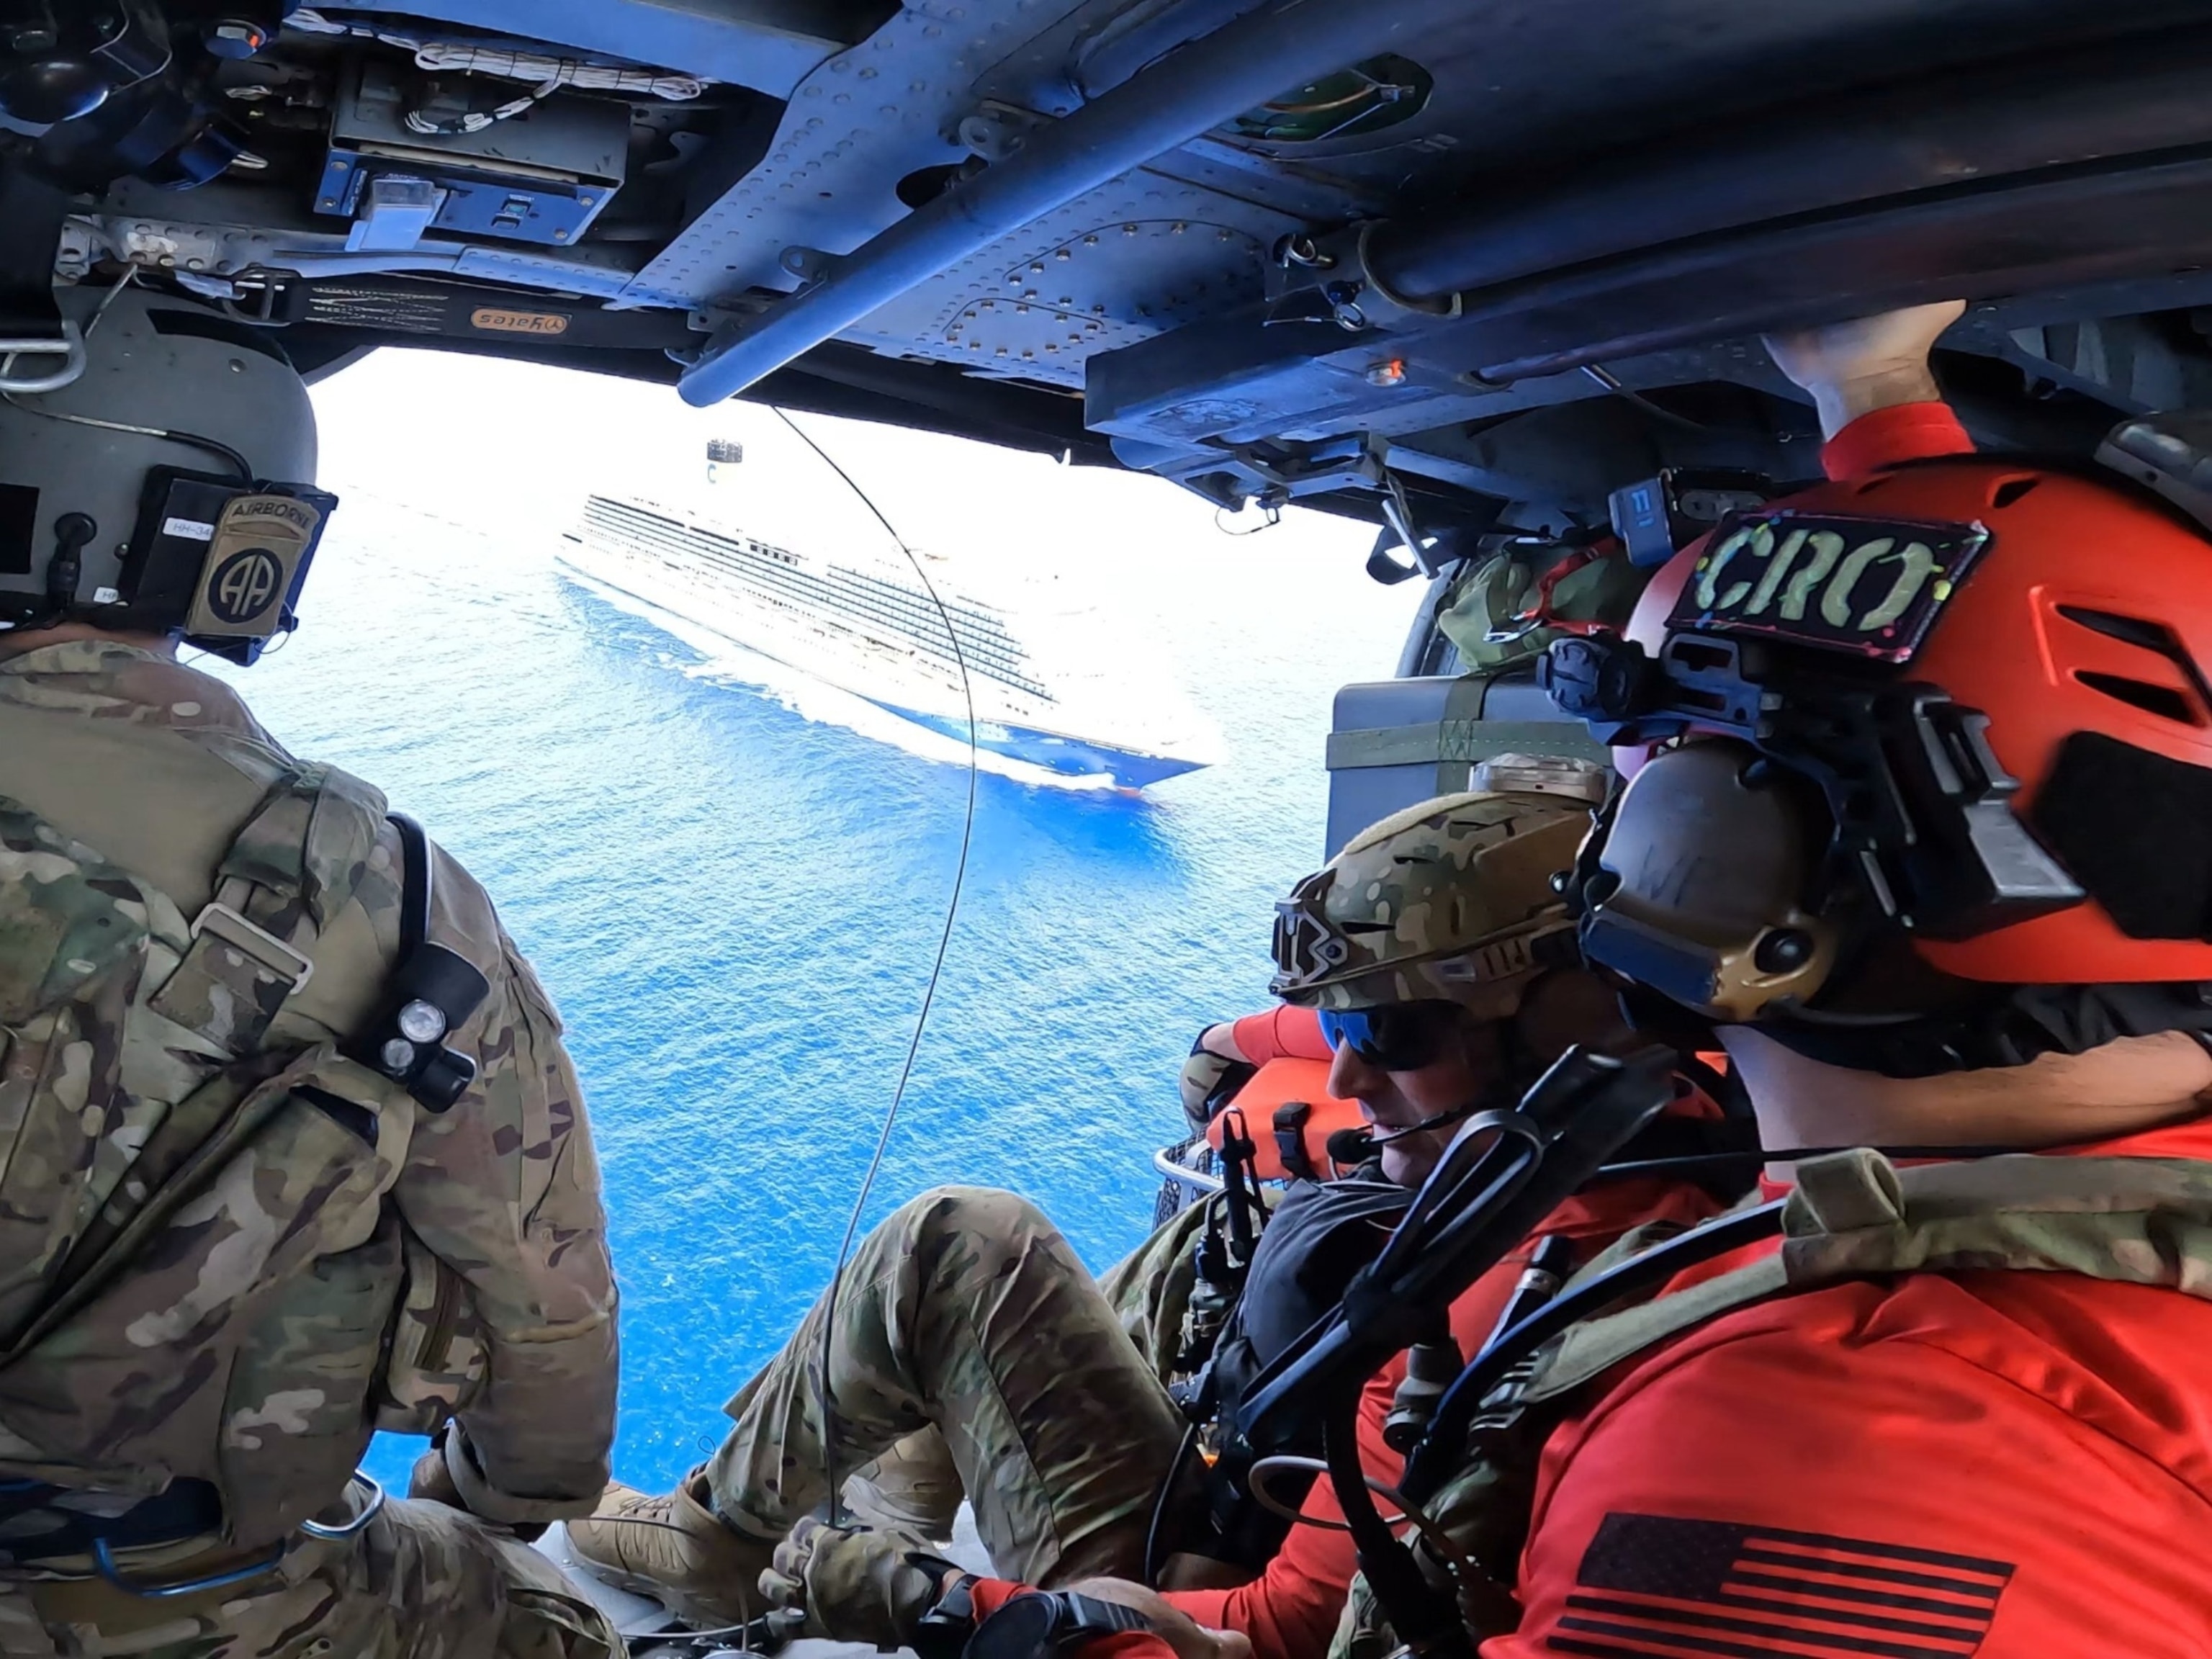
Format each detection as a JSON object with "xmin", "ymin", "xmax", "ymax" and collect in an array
[{"xmin": 189, "ymin": 903, "xmax": 314, "ymax": 996}]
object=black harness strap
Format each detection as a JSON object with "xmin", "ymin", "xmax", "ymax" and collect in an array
[
  {"xmin": 1400, "ymin": 1198, "xmax": 1789, "ymax": 1503},
  {"xmin": 344, "ymin": 814, "xmax": 490, "ymax": 1111},
  {"xmin": 1273, "ymin": 1101, "xmax": 1316, "ymax": 1181}
]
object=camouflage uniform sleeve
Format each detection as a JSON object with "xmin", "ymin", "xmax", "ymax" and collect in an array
[{"xmin": 394, "ymin": 840, "xmax": 619, "ymax": 1524}]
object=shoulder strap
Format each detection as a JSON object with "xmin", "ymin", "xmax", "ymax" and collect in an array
[
  {"xmin": 344, "ymin": 812, "xmax": 491, "ymax": 1112},
  {"xmin": 1377, "ymin": 1145, "xmax": 2212, "ymax": 1612},
  {"xmin": 145, "ymin": 761, "xmax": 387, "ymax": 1058},
  {"xmin": 1525, "ymin": 1146, "xmax": 2212, "ymax": 1403},
  {"xmin": 1529, "ymin": 1250, "xmax": 1786, "ymax": 1401},
  {"xmin": 212, "ymin": 760, "xmax": 386, "ymax": 938}
]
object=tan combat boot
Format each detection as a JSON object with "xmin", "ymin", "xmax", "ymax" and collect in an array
[{"xmin": 566, "ymin": 1467, "xmax": 776, "ymax": 1630}]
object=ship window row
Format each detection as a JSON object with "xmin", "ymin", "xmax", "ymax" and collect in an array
[
  {"xmin": 588, "ymin": 500, "xmax": 1029, "ymax": 657},
  {"xmin": 610, "ymin": 504, "xmax": 1027, "ymax": 654},
  {"xmin": 588, "ymin": 500, "xmax": 801, "ymax": 568},
  {"xmin": 830, "ymin": 563, "xmax": 1019, "ymax": 642},
  {"xmin": 585, "ymin": 507, "xmax": 1051, "ymax": 698},
  {"xmin": 652, "ymin": 563, "xmax": 993, "ymax": 698},
  {"xmin": 623, "ymin": 534, "xmax": 1035, "ymax": 685},
  {"xmin": 593, "ymin": 514, "xmax": 1046, "ymax": 692}
]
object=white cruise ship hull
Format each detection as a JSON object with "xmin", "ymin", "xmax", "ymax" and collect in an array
[{"xmin": 558, "ymin": 498, "xmax": 1208, "ymax": 788}]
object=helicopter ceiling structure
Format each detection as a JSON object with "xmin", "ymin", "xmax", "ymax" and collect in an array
[{"xmin": 9, "ymin": 0, "xmax": 2212, "ymax": 545}]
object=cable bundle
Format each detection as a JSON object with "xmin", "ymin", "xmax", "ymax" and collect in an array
[{"xmin": 287, "ymin": 9, "xmax": 708, "ymax": 134}]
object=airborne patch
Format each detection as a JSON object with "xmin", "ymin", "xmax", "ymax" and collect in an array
[
  {"xmin": 1668, "ymin": 511, "xmax": 1991, "ymax": 664},
  {"xmin": 184, "ymin": 494, "xmax": 326, "ymax": 642}
]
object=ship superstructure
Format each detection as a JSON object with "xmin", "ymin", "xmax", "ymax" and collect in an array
[{"xmin": 560, "ymin": 495, "xmax": 1209, "ymax": 787}]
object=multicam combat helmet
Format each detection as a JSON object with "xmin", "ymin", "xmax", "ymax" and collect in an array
[{"xmin": 1271, "ymin": 755, "xmax": 1609, "ymax": 1014}]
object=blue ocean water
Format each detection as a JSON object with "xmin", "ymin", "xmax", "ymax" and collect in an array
[{"xmin": 212, "ymin": 351, "xmax": 1415, "ymax": 1496}]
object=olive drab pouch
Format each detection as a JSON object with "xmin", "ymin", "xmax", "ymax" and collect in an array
[
  {"xmin": 1434, "ymin": 544, "xmax": 1649, "ymax": 673},
  {"xmin": 0, "ymin": 761, "xmax": 386, "ymax": 1339},
  {"xmin": 0, "ymin": 1041, "xmax": 415, "ymax": 1539},
  {"xmin": 0, "ymin": 757, "xmax": 480, "ymax": 1545},
  {"xmin": 374, "ymin": 1226, "xmax": 490, "ymax": 1435}
]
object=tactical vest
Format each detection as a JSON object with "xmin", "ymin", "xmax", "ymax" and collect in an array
[
  {"xmin": 1187, "ymin": 1176, "xmax": 1411, "ymax": 1568},
  {"xmin": 0, "ymin": 767, "xmax": 488, "ymax": 1555},
  {"xmin": 1327, "ymin": 1147, "xmax": 2212, "ymax": 1659}
]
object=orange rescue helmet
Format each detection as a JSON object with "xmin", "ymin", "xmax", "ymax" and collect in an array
[{"xmin": 1615, "ymin": 457, "xmax": 2212, "ymax": 988}]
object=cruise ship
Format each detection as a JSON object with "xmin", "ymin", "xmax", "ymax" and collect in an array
[{"xmin": 557, "ymin": 493, "xmax": 1213, "ymax": 787}]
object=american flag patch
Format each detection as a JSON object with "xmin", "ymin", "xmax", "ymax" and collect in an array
[{"xmin": 1548, "ymin": 1512, "xmax": 2015, "ymax": 1657}]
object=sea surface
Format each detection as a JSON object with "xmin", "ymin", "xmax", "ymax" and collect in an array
[{"xmin": 211, "ymin": 351, "xmax": 1416, "ymax": 1494}]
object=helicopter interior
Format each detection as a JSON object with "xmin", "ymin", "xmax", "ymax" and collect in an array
[{"xmin": 6, "ymin": 0, "xmax": 2212, "ymax": 613}]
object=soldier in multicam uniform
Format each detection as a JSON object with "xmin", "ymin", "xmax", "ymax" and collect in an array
[
  {"xmin": 566, "ymin": 761, "xmax": 1684, "ymax": 1656},
  {"xmin": 0, "ymin": 282, "xmax": 620, "ymax": 1655}
]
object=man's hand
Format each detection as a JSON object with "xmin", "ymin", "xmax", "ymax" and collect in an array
[
  {"xmin": 1179, "ymin": 1025, "xmax": 1256, "ymax": 1136},
  {"xmin": 758, "ymin": 1516, "xmax": 958, "ymax": 1647},
  {"xmin": 1064, "ymin": 1579, "xmax": 1254, "ymax": 1659},
  {"xmin": 408, "ymin": 1445, "xmax": 465, "ymax": 1510},
  {"xmin": 406, "ymin": 1441, "xmax": 547, "ymax": 1542},
  {"xmin": 1763, "ymin": 300, "xmax": 1966, "ymax": 439}
]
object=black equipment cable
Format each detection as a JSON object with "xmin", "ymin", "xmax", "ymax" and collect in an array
[
  {"xmin": 1323, "ymin": 1407, "xmax": 1467, "ymax": 1659},
  {"xmin": 1220, "ymin": 1051, "xmax": 1674, "ymax": 1659},
  {"xmin": 0, "ymin": 390, "xmax": 253, "ymax": 480},
  {"xmin": 1398, "ymin": 1197, "xmax": 1787, "ymax": 1504},
  {"xmin": 1579, "ymin": 364, "xmax": 1708, "ymax": 433},
  {"xmin": 1142, "ymin": 1424, "xmax": 1201, "ymax": 1586},
  {"xmin": 773, "ymin": 408, "xmax": 980, "ymax": 1528},
  {"xmin": 1, "ymin": 271, "xmax": 254, "ymax": 482}
]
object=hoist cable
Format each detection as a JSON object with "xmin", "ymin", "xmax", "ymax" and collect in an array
[{"xmin": 770, "ymin": 408, "xmax": 979, "ymax": 1526}]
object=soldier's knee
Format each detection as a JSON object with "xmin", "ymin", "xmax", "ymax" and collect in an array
[{"xmin": 896, "ymin": 1185, "xmax": 1061, "ymax": 1255}]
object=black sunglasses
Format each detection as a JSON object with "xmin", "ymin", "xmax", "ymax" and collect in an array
[{"xmin": 1316, "ymin": 1000, "xmax": 1468, "ymax": 1071}]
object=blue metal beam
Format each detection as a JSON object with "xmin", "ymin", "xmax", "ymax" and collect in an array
[{"xmin": 675, "ymin": 0, "xmax": 1476, "ymax": 406}]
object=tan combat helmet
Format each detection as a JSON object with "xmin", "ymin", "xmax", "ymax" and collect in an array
[{"xmin": 1271, "ymin": 755, "xmax": 1610, "ymax": 1015}]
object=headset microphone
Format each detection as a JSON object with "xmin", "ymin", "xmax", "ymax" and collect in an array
[
  {"xmin": 1325, "ymin": 1126, "xmax": 1375, "ymax": 1164},
  {"xmin": 1340, "ymin": 1092, "xmax": 1503, "ymax": 1158}
]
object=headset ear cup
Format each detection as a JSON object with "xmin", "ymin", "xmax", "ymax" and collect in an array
[
  {"xmin": 178, "ymin": 489, "xmax": 336, "ymax": 665},
  {"xmin": 1578, "ymin": 742, "xmax": 1838, "ymax": 1022}
]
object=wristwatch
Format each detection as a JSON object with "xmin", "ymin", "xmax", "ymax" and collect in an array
[{"xmin": 964, "ymin": 1591, "xmax": 1156, "ymax": 1659}]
